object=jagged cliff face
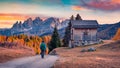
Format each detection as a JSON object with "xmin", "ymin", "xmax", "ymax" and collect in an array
[{"xmin": 0, "ymin": 17, "xmax": 69, "ymax": 37}]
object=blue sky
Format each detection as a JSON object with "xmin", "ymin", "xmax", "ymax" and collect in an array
[{"xmin": 0, "ymin": 0, "xmax": 120, "ymax": 28}]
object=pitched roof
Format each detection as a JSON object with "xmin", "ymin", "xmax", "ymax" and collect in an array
[{"xmin": 71, "ymin": 20, "xmax": 99, "ymax": 29}]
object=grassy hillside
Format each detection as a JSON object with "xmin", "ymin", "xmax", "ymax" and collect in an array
[
  {"xmin": 0, "ymin": 46, "xmax": 35, "ymax": 63},
  {"xmin": 53, "ymin": 40, "xmax": 120, "ymax": 68}
]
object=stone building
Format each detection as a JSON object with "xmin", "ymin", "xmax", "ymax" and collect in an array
[{"xmin": 69, "ymin": 20, "xmax": 99, "ymax": 48}]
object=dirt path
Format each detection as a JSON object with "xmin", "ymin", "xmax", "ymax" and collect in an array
[{"xmin": 0, "ymin": 55, "xmax": 59, "ymax": 68}]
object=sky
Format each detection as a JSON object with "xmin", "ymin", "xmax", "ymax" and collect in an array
[{"xmin": 0, "ymin": 0, "xmax": 120, "ymax": 28}]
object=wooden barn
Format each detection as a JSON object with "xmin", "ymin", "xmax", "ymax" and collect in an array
[{"xmin": 69, "ymin": 20, "xmax": 99, "ymax": 47}]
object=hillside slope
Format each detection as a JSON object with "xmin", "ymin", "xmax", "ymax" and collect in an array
[
  {"xmin": 112, "ymin": 28, "xmax": 120, "ymax": 40},
  {"xmin": 54, "ymin": 40, "xmax": 120, "ymax": 68},
  {"xmin": 0, "ymin": 46, "xmax": 35, "ymax": 63},
  {"xmin": 98, "ymin": 22, "xmax": 120, "ymax": 39}
]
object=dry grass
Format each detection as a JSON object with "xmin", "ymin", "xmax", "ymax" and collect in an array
[
  {"xmin": 54, "ymin": 40, "xmax": 120, "ymax": 68},
  {"xmin": 0, "ymin": 46, "xmax": 35, "ymax": 63}
]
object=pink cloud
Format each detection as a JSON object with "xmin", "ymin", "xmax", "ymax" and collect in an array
[{"xmin": 81, "ymin": 0, "xmax": 120, "ymax": 11}]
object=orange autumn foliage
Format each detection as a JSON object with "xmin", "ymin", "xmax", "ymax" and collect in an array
[
  {"xmin": 0, "ymin": 34, "xmax": 51, "ymax": 55},
  {"xmin": 42, "ymin": 36, "xmax": 51, "ymax": 45},
  {"xmin": 112, "ymin": 28, "xmax": 120, "ymax": 40},
  {"xmin": 0, "ymin": 36, "xmax": 6, "ymax": 43}
]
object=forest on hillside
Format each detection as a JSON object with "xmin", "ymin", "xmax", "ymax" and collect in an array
[{"xmin": 0, "ymin": 34, "xmax": 51, "ymax": 54}]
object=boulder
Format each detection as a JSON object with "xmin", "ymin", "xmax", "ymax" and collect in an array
[
  {"xmin": 88, "ymin": 47, "xmax": 96, "ymax": 52},
  {"xmin": 49, "ymin": 50, "xmax": 58, "ymax": 55}
]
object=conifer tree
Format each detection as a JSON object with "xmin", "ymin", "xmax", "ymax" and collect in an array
[
  {"xmin": 75, "ymin": 14, "xmax": 82, "ymax": 20},
  {"xmin": 49, "ymin": 26, "xmax": 61, "ymax": 51},
  {"xmin": 70, "ymin": 15, "xmax": 74, "ymax": 20},
  {"xmin": 63, "ymin": 15, "xmax": 73, "ymax": 47}
]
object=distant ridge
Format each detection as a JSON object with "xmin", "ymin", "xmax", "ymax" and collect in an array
[
  {"xmin": 97, "ymin": 22, "xmax": 120, "ymax": 39},
  {"xmin": 0, "ymin": 17, "xmax": 120, "ymax": 40}
]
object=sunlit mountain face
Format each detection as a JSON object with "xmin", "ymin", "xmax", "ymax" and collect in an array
[
  {"xmin": 0, "ymin": 13, "xmax": 48, "ymax": 28},
  {"xmin": 0, "ymin": 0, "xmax": 120, "ymax": 28}
]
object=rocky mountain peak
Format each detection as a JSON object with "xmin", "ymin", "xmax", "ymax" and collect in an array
[
  {"xmin": 32, "ymin": 17, "xmax": 43, "ymax": 26},
  {"xmin": 22, "ymin": 18, "xmax": 33, "ymax": 28},
  {"xmin": 1, "ymin": 17, "xmax": 69, "ymax": 36},
  {"xmin": 44, "ymin": 17, "xmax": 60, "ymax": 25},
  {"xmin": 12, "ymin": 21, "xmax": 22, "ymax": 29},
  {"xmin": 33, "ymin": 17, "xmax": 42, "ymax": 22}
]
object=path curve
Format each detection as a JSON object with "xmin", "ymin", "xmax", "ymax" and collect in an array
[{"xmin": 0, "ymin": 55, "xmax": 59, "ymax": 68}]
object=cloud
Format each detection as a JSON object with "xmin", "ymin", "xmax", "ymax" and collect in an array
[
  {"xmin": 71, "ymin": 6, "xmax": 84, "ymax": 10},
  {"xmin": 0, "ymin": 13, "xmax": 35, "ymax": 21},
  {"xmin": 80, "ymin": 0, "xmax": 120, "ymax": 11},
  {"xmin": 58, "ymin": 0, "xmax": 120, "ymax": 11},
  {"xmin": 111, "ymin": 0, "xmax": 120, "ymax": 3},
  {"xmin": 1, "ymin": 0, "xmax": 120, "ymax": 11}
]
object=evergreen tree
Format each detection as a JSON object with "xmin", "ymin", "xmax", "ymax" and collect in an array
[
  {"xmin": 75, "ymin": 14, "xmax": 82, "ymax": 20},
  {"xmin": 49, "ymin": 26, "xmax": 61, "ymax": 51},
  {"xmin": 63, "ymin": 15, "xmax": 72, "ymax": 47},
  {"xmin": 70, "ymin": 15, "xmax": 74, "ymax": 20}
]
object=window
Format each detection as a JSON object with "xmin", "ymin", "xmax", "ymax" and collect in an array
[{"xmin": 84, "ymin": 31, "xmax": 88, "ymax": 35}]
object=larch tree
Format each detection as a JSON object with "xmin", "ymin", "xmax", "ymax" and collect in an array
[{"xmin": 112, "ymin": 28, "xmax": 120, "ymax": 40}]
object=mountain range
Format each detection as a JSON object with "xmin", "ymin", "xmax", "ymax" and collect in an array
[
  {"xmin": 0, "ymin": 17, "xmax": 120, "ymax": 40},
  {"xmin": 97, "ymin": 22, "xmax": 120, "ymax": 39},
  {"xmin": 0, "ymin": 17, "xmax": 69, "ymax": 37}
]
